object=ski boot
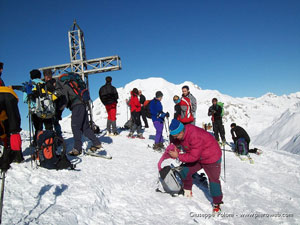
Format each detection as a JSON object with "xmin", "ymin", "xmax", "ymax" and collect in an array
[
  {"xmin": 212, "ymin": 202, "xmax": 223, "ymax": 214},
  {"xmin": 136, "ymin": 133, "xmax": 145, "ymax": 139},
  {"xmin": 127, "ymin": 132, "xmax": 134, "ymax": 138},
  {"xmin": 68, "ymin": 148, "xmax": 82, "ymax": 156},
  {"xmin": 89, "ymin": 144, "xmax": 104, "ymax": 152}
]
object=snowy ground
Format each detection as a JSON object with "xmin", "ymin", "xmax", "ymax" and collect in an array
[
  {"xmin": 2, "ymin": 123, "xmax": 300, "ymax": 225},
  {"xmin": 2, "ymin": 77, "xmax": 300, "ymax": 224}
]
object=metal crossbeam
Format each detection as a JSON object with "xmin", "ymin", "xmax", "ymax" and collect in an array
[{"xmin": 38, "ymin": 55, "xmax": 121, "ymax": 78}]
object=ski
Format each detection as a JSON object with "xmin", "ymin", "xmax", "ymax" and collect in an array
[
  {"xmin": 85, "ymin": 149, "xmax": 112, "ymax": 159},
  {"xmin": 235, "ymin": 152, "xmax": 254, "ymax": 164}
]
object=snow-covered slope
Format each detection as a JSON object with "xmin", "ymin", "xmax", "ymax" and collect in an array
[
  {"xmin": 2, "ymin": 77, "xmax": 300, "ymax": 225},
  {"xmin": 62, "ymin": 77, "xmax": 300, "ymax": 154},
  {"xmin": 253, "ymin": 103, "xmax": 300, "ymax": 154}
]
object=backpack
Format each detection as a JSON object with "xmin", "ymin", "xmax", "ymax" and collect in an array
[
  {"xmin": 123, "ymin": 119, "xmax": 132, "ymax": 130},
  {"xmin": 236, "ymin": 138, "xmax": 249, "ymax": 155},
  {"xmin": 59, "ymin": 73, "xmax": 90, "ymax": 104},
  {"xmin": 144, "ymin": 100, "xmax": 152, "ymax": 119},
  {"xmin": 178, "ymin": 97, "xmax": 194, "ymax": 124},
  {"xmin": 35, "ymin": 130, "xmax": 74, "ymax": 170},
  {"xmin": 157, "ymin": 166, "xmax": 184, "ymax": 196},
  {"xmin": 32, "ymin": 82, "xmax": 56, "ymax": 119},
  {"xmin": 217, "ymin": 102, "xmax": 224, "ymax": 117}
]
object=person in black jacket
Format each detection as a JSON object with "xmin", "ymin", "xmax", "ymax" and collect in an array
[
  {"xmin": 57, "ymin": 74, "xmax": 102, "ymax": 156},
  {"xmin": 208, "ymin": 98, "xmax": 226, "ymax": 145},
  {"xmin": 0, "ymin": 86, "xmax": 24, "ymax": 170},
  {"xmin": 230, "ymin": 123, "xmax": 250, "ymax": 145},
  {"xmin": 99, "ymin": 76, "xmax": 119, "ymax": 136},
  {"xmin": 138, "ymin": 90, "xmax": 149, "ymax": 128}
]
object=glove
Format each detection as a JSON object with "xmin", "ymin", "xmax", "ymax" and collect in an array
[
  {"xmin": 10, "ymin": 133, "xmax": 22, "ymax": 151},
  {"xmin": 165, "ymin": 112, "xmax": 170, "ymax": 118},
  {"xmin": 24, "ymin": 81, "xmax": 33, "ymax": 95}
]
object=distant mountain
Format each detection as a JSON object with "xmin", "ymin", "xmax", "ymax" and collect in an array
[{"xmin": 61, "ymin": 77, "xmax": 300, "ymax": 154}]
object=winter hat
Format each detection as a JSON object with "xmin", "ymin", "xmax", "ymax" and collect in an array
[
  {"xmin": 105, "ymin": 76, "xmax": 112, "ymax": 83},
  {"xmin": 155, "ymin": 91, "xmax": 163, "ymax": 98},
  {"xmin": 30, "ymin": 69, "xmax": 41, "ymax": 79},
  {"xmin": 169, "ymin": 119, "xmax": 184, "ymax": 136},
  {"xmin": 0, "ymin": 62, "xmax": 3, "ymax": 69},
  {"xmin": 231, "ymin": 123, "xmax": 236, "ymax": 128},
  {"xmin": 173, "ymin": 95, "xmax": 180, "ymax": 104}
]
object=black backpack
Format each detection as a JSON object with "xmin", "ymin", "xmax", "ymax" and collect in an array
[
  {"xmin": 144, "ymin": 100, "xmax": 153, "ymax": 119},
  {"xmin": 36, "ymin": 130, "xmax": 74, "ymax": 170}
]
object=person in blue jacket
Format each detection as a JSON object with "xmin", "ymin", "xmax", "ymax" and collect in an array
[{"xmin": 149, "ymin": 91, "xmax": 169, "ymax": 150}]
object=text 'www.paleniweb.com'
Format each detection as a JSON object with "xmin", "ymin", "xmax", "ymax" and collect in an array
[{"xmin": 190, "ymin": 212, "xmax": 294, "ymax": 219}]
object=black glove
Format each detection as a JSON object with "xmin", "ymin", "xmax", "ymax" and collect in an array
[{"xmin": 165, "ymin": 112, "xmax": 170, "ymax": 118}]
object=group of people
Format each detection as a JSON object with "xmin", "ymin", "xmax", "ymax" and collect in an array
[{"xmin": 0, "ymin": 63, "xmax": 257, "ymax": 213}]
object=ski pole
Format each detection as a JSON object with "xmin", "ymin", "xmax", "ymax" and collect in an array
[
  {"xmin": 223, "ymin": 144, "xmax": 226, "ymax": 182},
  {"xmin": 164, "ymin": 118, "xmax": 170, "ymax": 144},
  {"xmin": 0, "ymin": 170, "xmax": 6, "ymax": 224}
]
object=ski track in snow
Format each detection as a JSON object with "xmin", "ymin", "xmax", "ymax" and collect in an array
[{"xmin": 2, "ymin": 124, "xmax": 300, "ymax": 225}]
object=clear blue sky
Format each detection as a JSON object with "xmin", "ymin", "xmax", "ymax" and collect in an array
[{"xmin": 1, "ymin": 0, "xmax": 300, "ymax": 129}]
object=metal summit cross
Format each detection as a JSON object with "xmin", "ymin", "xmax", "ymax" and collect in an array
[{"xmin": 38, "ymin": 20, "xmax": 122, "ymax": 133}]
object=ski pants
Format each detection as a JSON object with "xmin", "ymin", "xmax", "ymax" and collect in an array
[
  {"xmin": 213, "ymin": 119, "xmax": 226, "ymax": 142},
  {"xmin": 71, "ymin": 104, "xmax": 101, "ymax": 151},
  {"xmin": 140, "ymin": 107, "xmax": 149, "ymax": 127},
  {"xmin": 32, "ymin": 114, "xmax": 53, "ymax": 144},
  {"xmin": 180, "ymin": 158, "xmax": 223, "ymax": 204},
  {"xmin": 105, "ymin": 103, "xmax": 117, "ymax": 121},
  {"xmin": 153, "ymin": 121, "xmax": 164, "ymax": 144},
  {"xmin": 130, "ymin": 111, "xmax": 142, "ymax": 134}
]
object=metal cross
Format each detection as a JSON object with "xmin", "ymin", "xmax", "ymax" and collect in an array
[{"xmin": 38, "ymin": 20, "xmax": 122, "ymax": 133}]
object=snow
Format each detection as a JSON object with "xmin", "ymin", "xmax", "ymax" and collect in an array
[{"xmin": 1, "ymin": 77, "xmax": 300, "ymax": 224}]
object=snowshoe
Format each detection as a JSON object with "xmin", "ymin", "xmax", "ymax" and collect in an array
[{"xmin": 136, "ymin": 134, "xmax": 145, "ymax": 139}]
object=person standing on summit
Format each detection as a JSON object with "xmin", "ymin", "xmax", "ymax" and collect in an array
[
  {"xmin": 208, "ymin": 98, "xmax": 226, "ymax": 146},
  {"xmin": 182, "ymin": 85, "xmax": 197, "ymax": 125},
  {"xmin": 99, "ymin": 76, "xmax": 119, "ymax": 136}
]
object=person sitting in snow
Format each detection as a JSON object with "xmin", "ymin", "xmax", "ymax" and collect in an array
[
  {"xmin": 127, "ymin": 88, "xmax": 144, "ymax": 139},
  {"xmin": 230, "ymin": 123, "xmax": 262, "ymax": 155},
  {"xmin": 149, "ymin": 91, "xmax": 169, "ymax": 150},
  {"xmin": 168, "ymin": 119, "xmax": 223, "ymax": 213}
]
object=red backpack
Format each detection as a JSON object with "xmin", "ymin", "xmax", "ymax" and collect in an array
[{"xmin": 177, "ymin": 97, "xmax": 194, "ymax": 124}]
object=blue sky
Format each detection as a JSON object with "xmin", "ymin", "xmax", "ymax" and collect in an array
[{"xmin": 1, "ymin": 0, "xmax": 300, "ymax": 129}]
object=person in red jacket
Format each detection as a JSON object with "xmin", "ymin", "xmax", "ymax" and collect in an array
[
  {"xmin": 168, "ymin": 119, "xmax": 223, "ymax": 213},
  {"xmin": 173, "ymin": 95, "xmax": 194, "ymax": 124},
  {"xmin": 128, "ymin": 88, "xmax": 144, "ymax": 139}
]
